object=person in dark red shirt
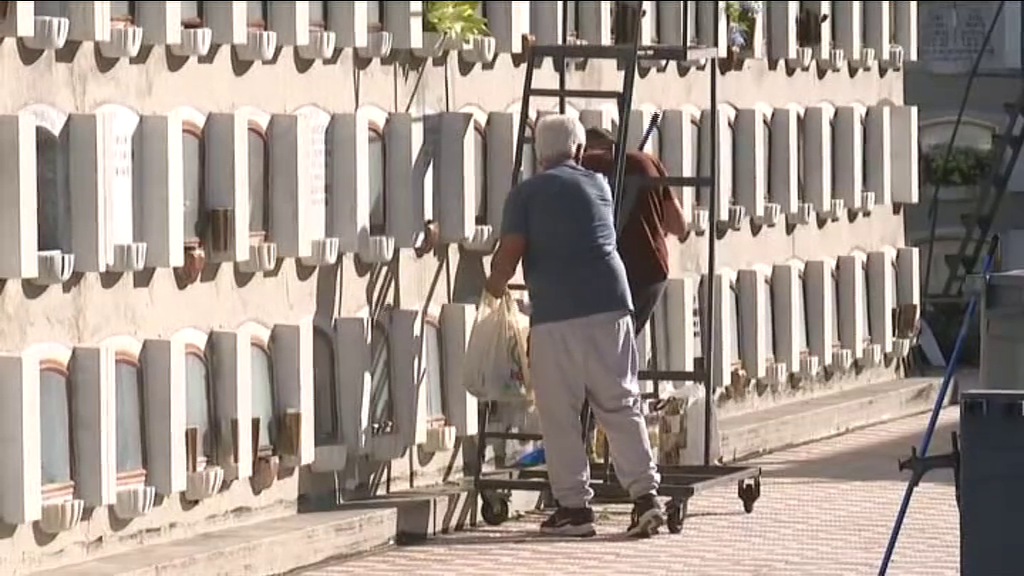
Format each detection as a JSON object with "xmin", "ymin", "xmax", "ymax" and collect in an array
[{"xmin": 581, "ymin": 127, "xmax": 689, "ymax": 335}]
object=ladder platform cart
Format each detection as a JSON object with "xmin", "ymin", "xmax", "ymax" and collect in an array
[
  {"xmin": 471, "ymin": 1, "xmax": 762, "ymax": 535},
  {"xmin": 922, "ymin": 89, "xmax": 1024, "ymax": 359}
]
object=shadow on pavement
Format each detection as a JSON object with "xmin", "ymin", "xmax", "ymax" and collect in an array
[
  {"xmin": 755, "ymin": 420, "xmax": 959, "ymax": 484},
  {"xmin": 415, "ymin": 528, "xmax": 646, "ymax": 548}
]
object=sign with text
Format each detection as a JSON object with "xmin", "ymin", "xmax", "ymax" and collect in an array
[
  {"xmin": 296, "ymin": 106, "xmax": 330, "ymax": 239},
  {"xmin": 920, "ymin": 2, "xmax": 1021, "ymax": 74},
  {"xmin": 103, "ymin": 108, "xmax": 140, "ymax": 248}
]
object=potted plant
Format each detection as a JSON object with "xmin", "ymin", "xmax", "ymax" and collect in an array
[
  {"xmin": 922, "ymin": 144, "xmax": 993, "ymax": 200},
  {"xmin": 417, "ymin": 1, "xmax": 489, "ymax": 59},
  {"xmin": 724, "ymin": 1, "xmax": 762, "ymax": 68}
]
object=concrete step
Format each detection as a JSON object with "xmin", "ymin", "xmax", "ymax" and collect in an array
[
  {"xmin": 32, "ymin": 508, "xmax": 397, "ymax": 576},
  {"xmin": 719, "ymin": 374, "xmax": 954, "ymax": 462}
]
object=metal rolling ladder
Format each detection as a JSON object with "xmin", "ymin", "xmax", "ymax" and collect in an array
[
  {"xmin": 472, "ymin": 1, "xmax": 763, "ymax": 534},
  {"xmin": 933, "ymin": 91, "xmax": 1024, "ymax": 302}
]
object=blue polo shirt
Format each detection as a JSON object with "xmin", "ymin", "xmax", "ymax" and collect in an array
[{"xmin": 500, "ymin": 161, "xmax": 633, "ymax": 326}]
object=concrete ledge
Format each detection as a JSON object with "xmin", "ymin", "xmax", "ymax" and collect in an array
[
  {"xmin": 33, "ymin": 508, "xmax": 397, "ymax": 576},
  {"xmin": 720, "ymin": 375, "xmax": 950, "ymax": 462},
  {"xmin": 302, "ymin": 483, "xmax": 543, "ymax": 546}
]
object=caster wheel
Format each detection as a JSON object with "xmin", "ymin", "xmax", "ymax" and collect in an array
[
  {"xmin": 738, "ymin": 478, "xmax": 760, "ymax": 514},
  {"xmin": 666, "ymin": 498, "xmax": 688, "ymax": 534},
  {"xmin": 481, "ymin": 494, "xmax": 510, "ymax": 526}
]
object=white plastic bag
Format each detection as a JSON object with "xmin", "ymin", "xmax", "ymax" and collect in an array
[
  {"xmin": 461, "ymin": 291, "xmax": 532, "ymax": 403},
  {"xmin": 656, "ymin": 383, "xmax": 721, "ymax": 465}
]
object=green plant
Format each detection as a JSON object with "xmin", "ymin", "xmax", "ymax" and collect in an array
[
  {"xmin": 424, "ymin": 1, "xmax": 490, "ymax": 39},
  {"xmin": 923, "ymin": 145, "xmax": 992, "ymax": 186}
]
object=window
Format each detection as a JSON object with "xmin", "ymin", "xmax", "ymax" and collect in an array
[
  {"xmin": 474, "ymin": 125, "xmax": 487, "ymax": 225},
  {"xmin": 309, "ymin": 1, "xmax": 327, "ymax": 28},
  {"xmin": 185, "ymin": 348, "xmax": 215, "ymax": 465},
  {"xmin": 369, "ymin": 321, "xmax": 394, "ymax": 434},
  {"xmin": 763, "ymin": 279, "xmax": 775, "ymax": 362},
  {"xmin": 247, "ymin": 0, "xmax": 268, "ymax": 29},
  {"xmin": 730, "ymin": 285, "xmax": 742, "ymax": 365},
  {"xmin": 861, "ymin": 262, "xmax": 873, "ymax": 342},
  {"xmin": 35, "ymin": 2, "xmax": 67, "ymax": 18},
  {"xmin": 114, "ymin": 356, "xmax": 146, "ymax": 484},
  {"xmin": 40, "ymin": 364, "xmax": 73, "ymax": 499},
  {"xmin": 181, "ymin": 1, "xmax": 204, "ymax": 27},
  {"xmin": 247, "ymin": 124, "xmax": 269, "ymax": 240},
  {"xmin": 250, "ymin": 341, "xmax": 276, "ymax": 455},
  {"xmin": 522, "ymin": 123, "xmax": 537, "ymax": 179},
  {"xmin": 368, "ymin": 124, "xmax": 386, "ymax": 235},
  {"xmin": 832, "ymin": 271, "xmax": 842, "ymax": 349},
  {"xmin": 796, "ymin": 273, "xmax": 810, "ymax": 354},
  {"xmin": 183, "ymin": 124, "xmax": 203, "ymax": 246},
  {"xmin": 762, "ymin": 119, "xmax": 771, "ymax": 201},
  {"xmin": 110, "ymin": 1, "xmax": 134, "ymax": 25},
  {"xmin": 423, "ymin": 321, "xmax": 446, "ymax": 424},
  {"xmin": 37, "ymin": 126, "xmax": 68, "ymax": 253},
  {"xmin": 313, "ymin": 330, "xmax": 338, "ymax": 444},
  {"xmin": 797, "ymin": 116, "xmax": 806, "ymax": 201}
]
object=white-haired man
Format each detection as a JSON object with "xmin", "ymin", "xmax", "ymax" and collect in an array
[{"xmin": 485, "ymin": 114, "xmax": 664, "ymax": 538}]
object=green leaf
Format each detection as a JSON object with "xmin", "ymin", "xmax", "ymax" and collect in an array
[{"xmin": 424, "ymin": 0, "xmax": 489, "ymax": 40}]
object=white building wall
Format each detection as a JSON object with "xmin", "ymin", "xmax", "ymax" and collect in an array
[{"xmin": 0, "ymin": 1, "xmax": 918, "ymax": 572}]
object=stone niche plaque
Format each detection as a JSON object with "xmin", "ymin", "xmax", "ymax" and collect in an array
[
  {"xmin": 107, "ymin": 109, "xmax": 138, "ymax": 249},
  {"xmin": 919, "ymin": 2, "xmax": 1020, "ymax": 73},
  {"xmin": 295, "ymin": 106, "xmax": 330, "ymax": 240}
]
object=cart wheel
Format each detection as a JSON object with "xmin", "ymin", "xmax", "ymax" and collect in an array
[
  {"xmin": 481, "ymin": 493, "xmax": 510, "ymax": 526},
  {"xmin": 737, "ymin": 478, "xmax": 761, "ymax": 514},
  {"xmin": 666, "ymin": 498, "xmax": 688, "ymax": 534}
]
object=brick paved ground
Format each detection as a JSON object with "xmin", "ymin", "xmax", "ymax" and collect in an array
[{"xmin": 305, "ymin": 410, "xmax": 960, "ymax": 576}]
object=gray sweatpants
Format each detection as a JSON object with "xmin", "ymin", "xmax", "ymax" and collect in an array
[{"xmin": 530, "ymin": 310, "xmax": 660, "ymax": 508}]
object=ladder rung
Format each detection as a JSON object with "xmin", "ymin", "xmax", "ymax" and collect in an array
[
  {"xmin": 528, "ymin": 88, "xmax": 623, "ymax": 100},
  {"xmin": 637, "ymin": 370, "xmax": 704, "ymax": 382},
  {"xmin": 528, "ymin": 44, "xmax": 707, "ymax": 62},
  {"xmin": 627, "ymin": 175, "xmax": 712, "ymax": 188}
]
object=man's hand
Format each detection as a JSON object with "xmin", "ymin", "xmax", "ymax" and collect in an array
[
  {"xmin": 487, "ymin": 234, "xmax": 526, "ymax": 299},
  {"xmin": 484, "ymin": 274, "xmax": 507, "ymax": 299},
  {"xmin": 414, "ymin": 220, "xmax": 439, "ymax": 258}
]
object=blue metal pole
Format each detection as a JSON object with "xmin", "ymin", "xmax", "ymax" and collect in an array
[{"xmin": 878, "ymin": 236, "xmax": 1001, "ymax": 575}]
